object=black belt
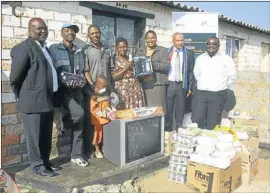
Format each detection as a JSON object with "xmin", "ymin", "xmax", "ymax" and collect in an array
[{"xmin": 169, "ymin": 81, "xmax": 183, "ymax": 84}]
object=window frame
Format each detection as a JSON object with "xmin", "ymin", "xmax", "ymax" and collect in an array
[
  {"xmin": 225, "ymin": 36, "xmax": 242, "ymax": 58},
  {"xmin": 92, "ymin": 9, "xmax": 141, "ymax": 52}
]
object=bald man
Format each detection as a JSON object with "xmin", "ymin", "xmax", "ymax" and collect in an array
[
  {"xmin": 10, "ymin": 18, "xmax": 61, "ymax": 177},
  {"xmin": 165, "ymin": 33, "xmax": 195, "ymax": 131}
]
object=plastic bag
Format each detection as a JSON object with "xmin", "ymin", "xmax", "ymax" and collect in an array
[
  {"xmin": 213, "ymin": 125, "xmax": 239, "ymax": 142},
  {"xmin": 182, "ymin": 113, "xmax": 192, "ymax": 127}
]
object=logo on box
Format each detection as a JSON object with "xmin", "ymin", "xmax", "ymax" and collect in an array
[{"xmin": 195, "ymin": 170, "xmax": 214, "ymax": 192}]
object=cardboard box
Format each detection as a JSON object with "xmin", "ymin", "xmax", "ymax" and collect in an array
[
  {"xmin": 117, "ymin": 107, "xmax": 164, "ymax": 119},
  {"xmin": 164, "ymin": 139, "xmax": 173, "ymax": 156},
  {"xmin": 164, "ymin": 131, "xmax": 176, "ymax": 141},
  {"xmin": 231, "ymin": 119, "xmax": 260, "ymax": 137},
  {"xmin": 231, "ymin": 118, "xmax": 260, "ymax": 128},
  {"xmin": 241, "ymin": 159, "xmax": 259, "ymax": 184},
  {"xmin": 236, "ymin": 137, "xmax": 260, "ymax": 184},
  {"xmin": 164, "ymin": 131, "xmax": 176, "ymax": 156},
  {"xmin": 187, "ymin": 156, "xmax": 242, "ymax": 193},
  {"xmin": 237, "ymin": 138, "xmax": 260, "ymax": 164}
]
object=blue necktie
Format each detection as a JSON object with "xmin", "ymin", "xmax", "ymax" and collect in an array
[{"xmin": 175, "ymin": 50, "xmax": 181, "ymax": 81}]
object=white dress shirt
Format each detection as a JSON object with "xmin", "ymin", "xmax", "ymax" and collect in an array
[
  {"xmin": 168, "ymin": 47, "xmax": 183, "ymax": 81},
  {"xmin": 194, "ymin": 52, "xmax": 237, "ymax": 92},
  {"xmin": 35, "ymin": 41, "xmax": 58, "ymax": 92}
]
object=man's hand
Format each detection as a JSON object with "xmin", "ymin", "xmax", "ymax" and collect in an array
[
  {"xmin": 67, "ymin": 80, "xmax": 77, "ymax": 89},
  {"xmin": 187, "ymin": 90, "xmax": 192, "ymax": 97}
]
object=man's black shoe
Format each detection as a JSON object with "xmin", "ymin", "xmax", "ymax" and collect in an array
[
  {"xmin": 36, "ymin": 168, "xmax": 58, "ymax": 177},
  {"xmin": 45, "ymin": 163, "xmax": 62, "ymax": 172}
]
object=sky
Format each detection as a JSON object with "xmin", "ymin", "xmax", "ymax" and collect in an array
[{"xmin": 179, "ymin": 1, "xmax": 270, "ymax": 30}]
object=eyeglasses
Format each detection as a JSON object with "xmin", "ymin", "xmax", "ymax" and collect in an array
[{"xmin": 207, "ymin": 42, "xmax": 219, "ymax": 46}]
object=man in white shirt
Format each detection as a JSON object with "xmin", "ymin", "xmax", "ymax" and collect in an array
[
  {"xmin": 10, "ymin": 18, "xmax": 61, "ymax": 177},
  {"xmin": 192, "ymin": 37, "xmax": 237, "ymax": 130},
  {"xmin": 165, "ymin": 33, "xmax": 195, "ymax": 131}
]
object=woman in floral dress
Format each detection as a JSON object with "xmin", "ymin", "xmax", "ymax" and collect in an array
[{"xmin": 112, "ymin": 37, "xmax": 145, "ymax": 109}]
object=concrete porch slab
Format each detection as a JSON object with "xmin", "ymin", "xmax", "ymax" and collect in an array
[{"xmin": 15, "ymin": 156, "xmax": 169, "ymax": 193}]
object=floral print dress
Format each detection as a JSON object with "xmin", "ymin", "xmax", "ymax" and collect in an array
[{"xmin": 113, "ymin": 56, "xmax": 145, "ymax": 109}]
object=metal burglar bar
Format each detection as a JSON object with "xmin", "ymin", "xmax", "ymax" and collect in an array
[{"xmin": 92, "ymin": 12, "xmax": 140, "ymax": 58}]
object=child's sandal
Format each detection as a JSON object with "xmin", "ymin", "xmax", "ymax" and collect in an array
[{"xmin": 95, "ymin": 151, "xmax": 104, "ymax": 159}]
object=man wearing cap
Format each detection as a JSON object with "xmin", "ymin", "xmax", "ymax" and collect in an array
[{"xmin": 49, "ymin": 24, "xmax": 89, "ymax": 167}]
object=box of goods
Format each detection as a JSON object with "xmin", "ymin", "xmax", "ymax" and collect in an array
[
  {"xmin": 187, "ymin": 156, "xmax": 242, "ymax": 193},
  {"xmin": 165, "ymin": 130, "xmax": 176, "ymax": 141},
  {"xmin": 164, "ymin": 131, "xmax": 176, "ymax": 156},
  {"xmin": 117, "ymin": 106, "xmax": 163, "ymax": 119},
  {"xmin": 190, "ymin": 131, "xmax": 239, "ymax": 169},
  {"xmin": 236, "ymin": 137, "xmax": 260, "ymax": 184},
  {"xmin": 241, "ymin": 159, "xmax": 259, "ymax": 184},
  {"xmin": 168, "ymin": 148, "xmax": 193, "ymax": 183},
  {"xmin": 168, "ymin": 128, "xmax": 200, "ymax": 184},
  {"xmin": 230, "ymin": 119, "xmax": 260, "ymax": 137},
  {"xmin": 237, "ymin": 137, "xmax": 260, "ymax": 164}
]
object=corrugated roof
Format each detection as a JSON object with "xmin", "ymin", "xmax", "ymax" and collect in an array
[{"xmin": 158, "ymin": 1, "xmax": 270, "ymax": 35}]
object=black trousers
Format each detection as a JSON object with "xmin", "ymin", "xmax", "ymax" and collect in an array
[
  {"xmin": 192, "ymin": 90, "xmax": 226, "ymax": 130},
  {"xmin": 61, "ymin": 91, "xmax": 85, "ymax": 159},
  {"xmin": 23, "ymin": 111, "xmax": 54, "ymax": 170},
  {"xmin": 165, "ymin": 81, "xmax": 187, "ymax": 131},
  {"xmin": 82, "ymin": 94, "xmax": 94, "ymax": 157}
]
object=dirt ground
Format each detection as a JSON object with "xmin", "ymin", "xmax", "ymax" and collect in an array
[{"xmin": 139, "ymin": 158, "xmax": 270, "ymax": 193}]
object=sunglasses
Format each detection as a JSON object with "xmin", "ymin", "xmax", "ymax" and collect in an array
[{"xmin": 207, "ymin": 42, "xmax": 219, "ymax": 46}]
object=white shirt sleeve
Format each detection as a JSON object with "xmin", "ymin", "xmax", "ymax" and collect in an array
[
  {"xmin": 226, "ymin": 56, "xmax": 237, "ymax": 87},
  {"xmin": 193, "ymin": 56, "xmax": 201, "ymax": 81}
]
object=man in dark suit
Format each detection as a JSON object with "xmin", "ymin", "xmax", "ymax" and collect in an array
[
  {"xmin": 10, "ymin": 18, "xmax": 61, "ymax": 177},
  {"xmin": 165, "ymin": 32, "xmax": 195, "ymax": 131}
]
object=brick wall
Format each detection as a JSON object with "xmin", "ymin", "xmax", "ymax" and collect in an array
[{"xmin": 231, "ymin": 72, "xmax": 270, "ymax": 145}]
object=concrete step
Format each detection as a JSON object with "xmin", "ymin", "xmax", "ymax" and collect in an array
[{"xmin": 14, "ymin": 156, "xmax": 169, "ymax": 193}]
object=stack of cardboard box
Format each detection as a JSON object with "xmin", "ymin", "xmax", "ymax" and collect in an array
[
  {"xmin": 229, "ymin": 110, "xmax": 260, "ymax": 184},
  {"xmin": 168, "ymin": 128, "xmax": 198, "ymax": 183}
]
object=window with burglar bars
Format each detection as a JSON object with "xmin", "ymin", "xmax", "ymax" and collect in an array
[
  {"xmin": 226, "ymin": 36, "xmax": 245, "ymax": 70},
  {"xmin": 225, "ymin": 36, "xmax": 241, "ymax": 58},
  {"xmin": 92, "ymin": 10, "xmax": 141, "ymax": 57}
]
